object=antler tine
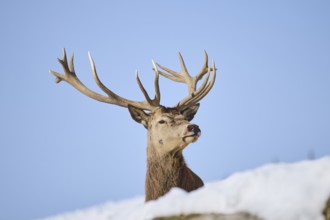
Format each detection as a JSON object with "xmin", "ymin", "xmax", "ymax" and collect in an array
[
  {"xmin": 196, "ymin": 50, "xmax": 209, "ymax": 81},
  {"xmin": 135, "ymin": 61, "xmax": 161, "ymax": 107},
  {"xmin": 156, "ymin": 62, "xmax": 183, "ymax": 82},
  {"xmin": 69, "ymin": 52, "xmax": 75, "ymax": 73},
  {"xmin": 50, "ymin": 48, "xmax": 161, "ymax": 111},
  {"xmin": 155, "ymin": 51, "xmax": 216, "ymax": 109},
  {"xmin": 176, "ymin": 68, "xmax": 210, "ymax": 107},
  {"xmin": 179, "ymin": 61, "xmax": 216, "ymax": 107},
  {"xmin": 135, "ymin": 70, "xmax": 153, "ymax": 104},
  {"xmin": 193, "ymin": 60, "xmax": 216, "ymax": 103},
  {"xmin": 154, "ymin": 52, "xmax": 190, "ymax": 82},
  {"xmin": 88, "ymin": 52, "xmax": 132, "ymax": 107},
  {"xmin": 178, "ymin": 52, "xmax": 191, "ymax": 78},
  {"xmin": 50, "ymin": 49, "xmax": 72, "ymax": 83},
  {"xmin": 156, "ymin": 52, "xmax": 195, "ymax": 94},
  {"xmin": 152, "ymin": 60, "xmax": 161, "ymax": 104}
]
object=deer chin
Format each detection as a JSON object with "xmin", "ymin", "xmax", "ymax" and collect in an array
[{"xmin": 182, "ymin": 132, "xmax": 201, "ymax": 144}]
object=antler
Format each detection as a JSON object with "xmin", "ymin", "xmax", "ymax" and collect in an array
[
  {"xmin": 49, "ymin": 48, "xmax": 160, "ymax": 111},
  {"xmin": 155, "ymin": 51, "xmax": 216, "ymax": 109}
]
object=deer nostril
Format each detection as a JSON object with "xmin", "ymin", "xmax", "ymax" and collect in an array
[{"xmin": 188, "ymin": 124, "xmax": 200, "ymax": 134}]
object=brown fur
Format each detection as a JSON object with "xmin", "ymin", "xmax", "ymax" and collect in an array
[{"xmin": 145, "ymin": 148, "xmax": 204, "ymax": 201}]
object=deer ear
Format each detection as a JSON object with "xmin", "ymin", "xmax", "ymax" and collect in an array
[
  {"xmin": 181, "ymin": 103, "xmax": 200, "ymax": 121},
  {"xmin": 128, "ymin": 105, "xmax": 149, "ymax": 128}
]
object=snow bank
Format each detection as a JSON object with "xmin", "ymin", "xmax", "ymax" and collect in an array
[{"xmin": 43, "ymin": 156, "xmax": 330, "ymax": 220}]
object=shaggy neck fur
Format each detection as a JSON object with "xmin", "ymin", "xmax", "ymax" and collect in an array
[{"xmin": 145, "ymin": 146, "xmax": 204, "ymax": 201}]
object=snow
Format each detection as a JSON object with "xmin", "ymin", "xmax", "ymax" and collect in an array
[{"xmin": 43, "ymin": 156, "xmax": 330, "ymax": 220}]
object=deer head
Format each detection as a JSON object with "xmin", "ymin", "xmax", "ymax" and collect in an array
[{"xmin": 50, "ymin": 49, "xmax": 216, "ymax": 201}]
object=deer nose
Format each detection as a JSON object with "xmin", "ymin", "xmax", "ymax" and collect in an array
[{"xmin": 187, "ymin": 124, "xmax": 201, "ymax": 134}]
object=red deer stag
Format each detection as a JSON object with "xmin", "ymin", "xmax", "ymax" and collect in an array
[{"xmin": 50, "ymin": 49, "xmax": 216, "ymax": 201}]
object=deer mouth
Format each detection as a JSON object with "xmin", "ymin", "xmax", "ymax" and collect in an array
[
  {"xmin": 182, "ymin": 125, "xmax": 201, "ymax": 143},
  {"xmin": 182, "ymin": 132, "xmax": 201, "ymax": 143},
  {"xmin": 184, "ymin": 131, "xmax": 201, "ymax": 138}
]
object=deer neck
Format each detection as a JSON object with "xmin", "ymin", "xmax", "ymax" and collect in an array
[
  {"xmin": 145, "ymin": 141, "xmax": 204, "ymax": 202},
  {"xmin": 145, "ymin": 145, "xmax": 186, "ymax": 201}
]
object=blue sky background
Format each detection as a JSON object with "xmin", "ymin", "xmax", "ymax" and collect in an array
[{"xmin": 0, "ymin": 1, "xmax": 329, "ymax": 219}]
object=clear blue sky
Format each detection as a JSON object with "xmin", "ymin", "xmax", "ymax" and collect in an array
[{"xmin": 0, "ymin": 1, "xmax": 329, "ymax": 219}]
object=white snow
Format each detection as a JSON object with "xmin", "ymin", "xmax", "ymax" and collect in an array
[{"xmin": 43, "ymin": 156, "xmax": 330, "ymax": 220}]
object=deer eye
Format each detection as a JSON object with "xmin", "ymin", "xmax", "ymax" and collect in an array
[{"xmin": 158, "ymin": 120, "xmax": 166, "ymax": 124}]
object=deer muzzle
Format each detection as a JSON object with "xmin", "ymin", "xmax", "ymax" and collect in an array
[
  {"xmin": 182, "ymin": 124, "xmax": 201, "ymax": 143},
  {"xmin": 187, "ymin": 124, "xmax": 201, "ymax": 135}
]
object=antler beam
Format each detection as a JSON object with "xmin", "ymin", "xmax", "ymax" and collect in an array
[{"xmin": 49, "ymin": 48, "xmax": 160, "ymax": 111}]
